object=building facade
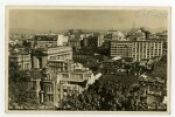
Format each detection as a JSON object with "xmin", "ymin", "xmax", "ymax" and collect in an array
[
  {"xmin": 40, "ymin": 63, "xmax": 93, "ymax": 108},
  {"xmin": 9, "ymin": 53, "xmax": 31, "ymax": 71},
  {"xmin": 110, "ymin": 41, "xmax": 133, "ymax": 58},
  {"xmin": 48, "ymin": 60, "xmax": 73, "ymax": 74},
  {"xmin": 32, "ymin": 46, "xmax": 73, "ymax": 69},
  {"xmin": 110, "ymin": 40, "xmax": 163, "ymax": 61},
  {"xmin": 132, "ymin": 41, "xmax": 163, "ymax": 61},
  {"xmin": 57, "ymin": 34, "xmax": 69, "ymax": 46},
  {"xmin": 33, "ymin": 34, "xmax": 59, "ymax": 48}
]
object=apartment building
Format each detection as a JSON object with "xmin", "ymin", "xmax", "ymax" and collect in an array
[
  {"xmin": 132, "ymin": 41, "xmax": 163, "ymax": 61},
  {"xmin": 110, "ymin": 41, "xmax": 133, "ymax": 58},
  {"xmin": 110, "ymin": 40, "xmax": 163, "ymax": 61}
]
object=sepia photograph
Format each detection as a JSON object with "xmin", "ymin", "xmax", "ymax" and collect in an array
[{"xmin": 6, "ymin": 6, "xmax": 170, "ymax": 112}]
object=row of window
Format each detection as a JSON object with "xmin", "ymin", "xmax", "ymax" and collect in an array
[
  {"xmin": 49, "ymin": 54, "xmax": 72, "ymax": 61},
  {"xmin": 48, "ymin": 48, "xmax": 72, "ymax": 55}
]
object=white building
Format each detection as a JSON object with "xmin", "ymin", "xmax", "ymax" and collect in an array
[{"xmin": 110, "ymin": 40, "xmax": 163, "ymax": 61}]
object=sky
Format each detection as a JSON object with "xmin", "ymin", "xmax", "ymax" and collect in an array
[{"xmin": 9, "ymin": 8, "xmax": 169, "ymax": 34}]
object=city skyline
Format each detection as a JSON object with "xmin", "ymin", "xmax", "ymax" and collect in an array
[
  {"xmin": 9, "ymin": 8, "xmax": 168, "ymax": 34},
  {"xmin": 7, "ymin": 7, "xmax": 169, "ymax": 111}
]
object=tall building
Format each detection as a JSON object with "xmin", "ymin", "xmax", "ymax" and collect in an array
[
  {"xmin": 40, "ymin": 67, "xmax": 56, "ymax": 105},
  {"xmin": 132, "ymin": 41, "xmax": 163, "ymax": 61},
  {"xmin": 98, "ymin": 34, "xmax": 105, "ymax": 47},
  {"xmin": 40, "ymin": 63, "xmax": 93, "ymax": 107},
  {"xmin": 57, "ymin": 34, "xmax": 69, "ymax": 46},
  {"xmin": 110, "ymin": 40, "xmax": 163, "ymax": 61},
  {"xmin": 27, "ymin": 69, "xmax": 42, "ymax": 99}
]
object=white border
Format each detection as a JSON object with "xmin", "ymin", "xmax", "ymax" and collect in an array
[{"xmin": 1, "ymin": 0, "xmax": 175, "ymax": 117}]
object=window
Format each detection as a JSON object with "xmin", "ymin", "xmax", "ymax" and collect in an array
[
  {"xmin": 48, "ymin": 95, "xmax": 53, "ymax": 102},
  {"xmin": 63, "ymin": 74, "xmax": 69, "ymax": 78}
]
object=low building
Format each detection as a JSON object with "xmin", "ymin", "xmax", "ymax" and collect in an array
[
  {"xmin": 100, "ymin": 57, "xmax": 133, "ymax": 75},
  {"xmin": 156, "ymin": 31, "xmax": 168, "ymax": 42},
  {"xmin": 56, "ymin": 65, "xmax": 93, "ymax": 107},
  {"xmin": 138, "ymin": 74, "xmax": 166, "ymax": 110},
  {"xmin": 33, "ymin": 34, "xmax": 59, "ymax": 48}
]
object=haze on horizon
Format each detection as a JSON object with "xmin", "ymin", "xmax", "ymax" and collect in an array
[{"xmin": 9, "ymin": 8, "xmax": 169, "ymax": 34}]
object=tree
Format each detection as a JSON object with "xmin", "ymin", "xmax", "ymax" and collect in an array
[{"xmin": 61, "ymin": 74, "xmax": 139, "ymax": 111}]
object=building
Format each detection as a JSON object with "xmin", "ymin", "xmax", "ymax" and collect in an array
[
  {"xmin": 110, "ymin": 41, "xmax": 133, "ymax": 58},
  {"xmin": 9, "ymin": 48, "xmax": 31, "ymax": 71},
  {"xmin": 98, "ymin": 34, "xmax": 105, "ymax": 47},
  {"xmin": 110, "ymin": 40, "xmax": 163, "ymax": 61},
  {"xmin": 132, "ymin": 41, "xmax": 163, "ymax": 61},
  {"xmin": 32, "ymin": 46, "xmax": 73, "ymax": 69},
  {"xmin": 31, "ymin": 33, "xmax": 69, "ymax": 48},
  {"xmin": 68, "ymin": 34, "xmax": 81, "ymax": 49},
  {"xmin": 111, "ymin": 31, "xmax": 126, "ymax": 41},
  {"xmin": 56, "ymin": 64, "xmax": 93, "ymax": 107},
  {"xmin": 138, "ymin": 75, "xmax": 166, "ymax": 110},
  {"xmin": 32, "ymin": 34, "xmax": 59, "ymax": 48},
  {"xmin": 40, "ymin": 63, "xmax": 93, "ymax": 107},
  {"xmin": 156, "ymin": 31, "xmax": 168, "ymax": 42},
  {"xmin": 48, "ymin": 60, "xmax": 73, "ymax": 74},
  {"xmin": 100, "ymin": 57, "xmax": 133, "ymax": 75},
  {"xmin": 26, "ymin": 69, "xmax": 42, "ymax": 99},
  {"xmin": 40, "ymin": 67, "xmax": 56, "ymax": 105},
  {"xmin": 57, "ymin": 34, "xmax": 69, "ymax": 46},
  {"xmin": 126, "ymin": 28, "xmax": 150, "ymax": 41},
  {"xmin": 81, "ymin": 34, "xmax": 99, "ymax": 48}
]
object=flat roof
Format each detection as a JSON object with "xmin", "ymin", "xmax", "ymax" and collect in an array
[{"xmin": 110, "ymin": 40, "xmax": 163, "ymax": 42}]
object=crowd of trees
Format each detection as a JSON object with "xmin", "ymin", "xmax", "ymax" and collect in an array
[
  {"xmin": 60, "ymin": 74, "xmax": 144, "ymax": 111},
  {"xmin": 8, "ymin": 62, "xmax": 40, "ymax": 110},
  {"xmin": 60, "ymin": 55, "xmax": 167, "ymax": 111},
  {"xmin": 151, "ymin": 55, "xmax": 167, "ymax": 79}
]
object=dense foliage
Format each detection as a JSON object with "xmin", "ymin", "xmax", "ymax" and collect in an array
[
  {"xmin": 61, "ymin": 56, "xmax": 167, "ymax": 111},
  {"xmin": 61, "ymin": 74, "xmax": 140, "ymax": 111}
]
